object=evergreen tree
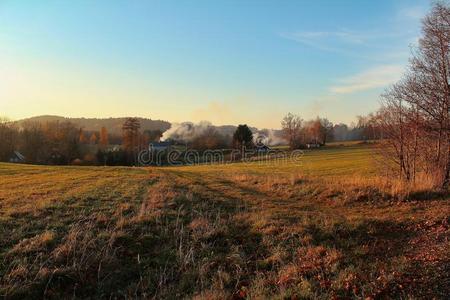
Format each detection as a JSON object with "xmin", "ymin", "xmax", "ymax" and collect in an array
[{"xmin": 232, "ymin": 124, "xmax": 253, "ymax": 149}]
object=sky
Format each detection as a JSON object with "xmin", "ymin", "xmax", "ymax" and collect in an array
[{"xmin": 0, "ymin": 0, "xmax": 429, "ymax": 129}]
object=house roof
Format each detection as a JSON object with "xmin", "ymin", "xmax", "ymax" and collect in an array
[
  {"xmin": 151, "ymin": 142, "xmax": 171, "ymax": 147},
  {"xmin": 11, "ymin": 151, "xmax": 25, "ymax": 161}
]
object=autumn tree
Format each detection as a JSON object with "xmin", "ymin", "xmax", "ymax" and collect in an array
[
  {"xmin": 99, "ymin": 127, "xmax": 109, "ymax": 148},
  {"xmin": 79, "ymin": 128, "xmax": 88, "ymax": 144},
  {"xmin": 122, "ymin": 118, "xmax": 141, "ymax": 165},
  {"xmin": 89, "ymin": 132, "xmax": 98, "ymax": 145},
  {"xmin": 305, "ymin": 118, "xmax": 322, "ymax": 144}
]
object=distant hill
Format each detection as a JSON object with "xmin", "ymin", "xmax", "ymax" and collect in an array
[{"xmin": 15, "ymin": 115, "xmax": 171, "ymax": 135}]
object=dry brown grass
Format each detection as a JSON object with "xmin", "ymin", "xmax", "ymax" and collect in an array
[
  {"xmin": 1, "ymin": 145, "xmax": 449, "ymax": 299},
  {"xmin": 9, "ymin": 231, "xmax": 55, "ymax": 255},
  {"xmin": 323, "ymin": 172, "xmax": 445, "ymax": 203}
]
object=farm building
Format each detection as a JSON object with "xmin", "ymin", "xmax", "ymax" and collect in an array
[
  {"xmin": 150, "ymin": 141, "xmax": 172, "ymax": 152},
  {"xmin": 306, "ymin": 143, "xmax": 321, "ymax": 149},
  {"xmin": 9, "ymin": 151, "xmax": 26, "ymax": 163},
  {"xmin": 256, "ymin": 144, "xmax": 271, "ymax": 153}
]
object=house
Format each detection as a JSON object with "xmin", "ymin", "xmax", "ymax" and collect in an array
[
  {"xmin": 306, "ymin": 143, "xmax": 321, "ymax": 149},
  {"xmin": 106, "ymin": 144, "xmax": 121, "ymax": 152},
  {"xmin": 9, "ymin": 151, "xmax": 26, "ymax": 163},
  {"xmin": 150, "ymin": 141, "xmax": 172, "ymax": 152},
  {"xmin": 256, "ymin": 144, "xmax": 271, "ymax": 153}
]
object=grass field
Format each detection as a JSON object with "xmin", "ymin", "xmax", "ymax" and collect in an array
[{"xmin": 1, "ymin": 144, "xmax": 449, "ymax": 299}]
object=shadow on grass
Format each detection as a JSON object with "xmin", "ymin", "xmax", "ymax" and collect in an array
[
  {"xmin": 407, "ymin": 189, "xmax": 448, "ymax": 201},
  {"xmin": 305, "ymin": 219, "xmax": 413, "ymax": 260},
  {"xmin": 300, "ymin": 218, "xmax": 447, "ymax": 298},
  {"xmin": 113, "ymin": 177, "xmax": 269, "ymax": 298},
  {"xmin": 1, "ymin": 173, "xmax": 269, "ymax": 299}
]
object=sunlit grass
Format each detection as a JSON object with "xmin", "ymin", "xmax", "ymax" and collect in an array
[{"xmin": 0, "ymin": 144, "xmax": 448, "ymax": 299}]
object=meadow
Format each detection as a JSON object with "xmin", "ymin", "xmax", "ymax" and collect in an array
[{"xmin": 0, "ymin": 143, "xmax": 449, "ymax": 299}]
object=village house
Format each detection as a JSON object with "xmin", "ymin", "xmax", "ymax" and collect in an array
[{"xmin": 9, "ymin": 151, "xmax": 26, "ymax": 163}]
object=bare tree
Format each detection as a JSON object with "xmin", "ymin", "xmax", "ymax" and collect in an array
[
  {"xmin": 0, "ymin": 118, "xmax": 18, "ymax": 161},
  {"xmin": 281, "ymin": 113, "xmax": 302, "ymax": 149},
  {"xmin": 192, "ymin": 126, "xmax": 228, "ymax": 151},
  {"xmin": 20, "ymin": 121, "xmax": 46, "ymax": 163},
  {"xmin": 380, "ymin": 2, "xmax": 450, "ymax": 188},
  {"xmin": 319, "ymin": 118, "xmax": 333, "ymax": 145}
]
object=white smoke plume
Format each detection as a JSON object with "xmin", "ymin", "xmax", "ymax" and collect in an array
[
  {"xmin": 254, "ymin": 129, "xmax": 287, "ymax": 146},
  {"xmin": 162, "ymin": 121, "xmax": 287, "ymax": 146},
  {"xmin": 161, "ymin": 121, "xmax": 213, "ymax": 142}
]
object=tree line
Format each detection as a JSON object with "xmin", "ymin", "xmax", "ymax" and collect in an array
[
  {"xmin": 0, "ymin": 117, "xmax": 163, "ymax": 166},
  {"xmin": 0, "ymin": 113, "xmax": 383, "ymax": 166},
  {"xmin": 280, "ymin": 114, "xmax": 382, "ymax": 149}
]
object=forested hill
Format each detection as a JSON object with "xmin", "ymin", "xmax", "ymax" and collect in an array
[{"xmin": 15, "ymin": 115, "xmax": 171, "ymax": 135}]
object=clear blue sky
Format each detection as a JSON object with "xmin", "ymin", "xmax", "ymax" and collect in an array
[{"xmin": 0, "ymin": 0, "xmax": 428, "ymax": 128}]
